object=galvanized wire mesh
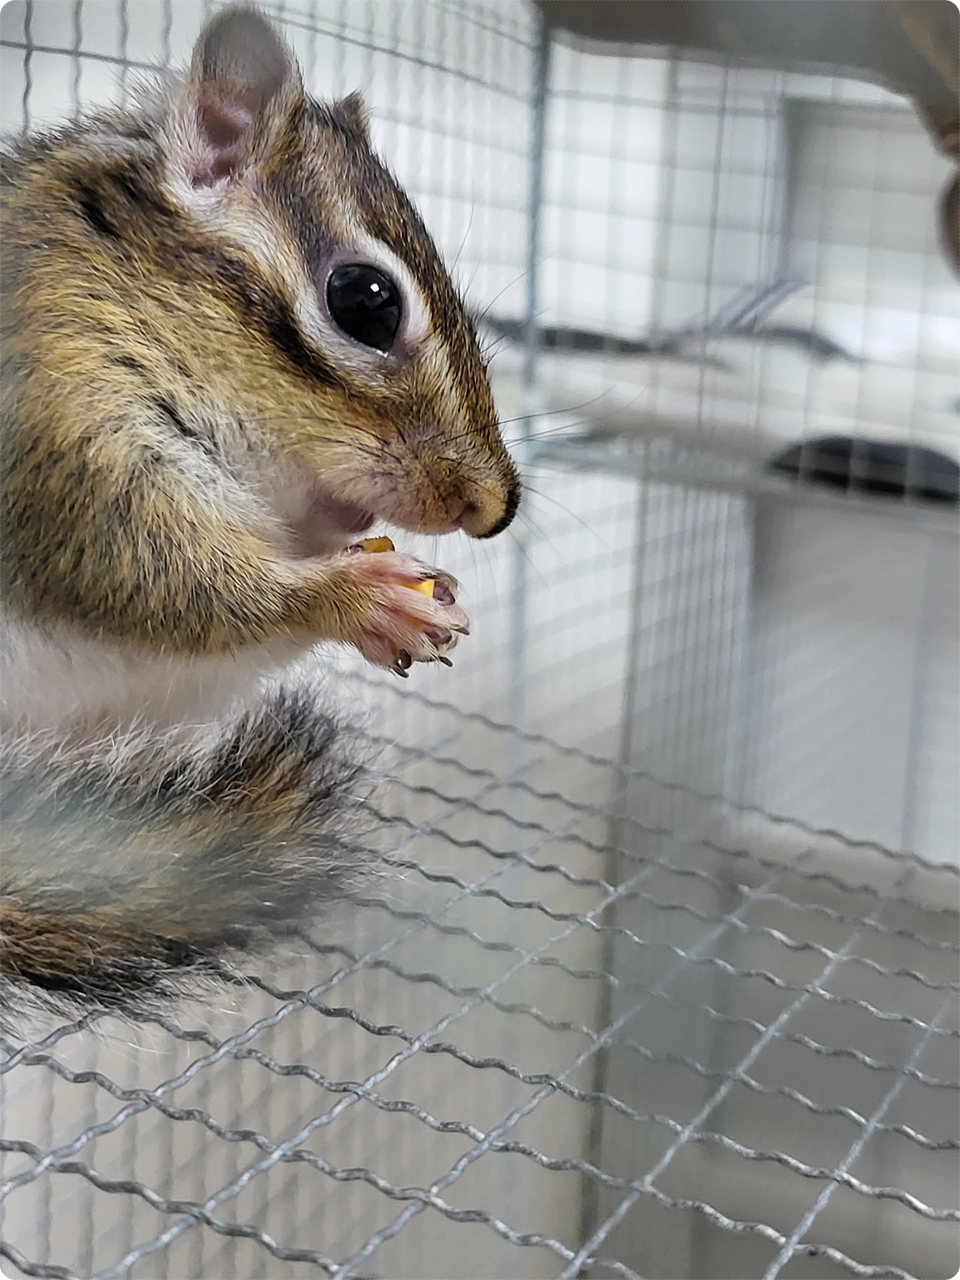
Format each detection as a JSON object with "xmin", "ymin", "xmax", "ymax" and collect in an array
[
  {"xmin": 1, "ymin": 1, "xmax": 958, "ymax": 1278},
  {"xmin": 2, "ymin": 678, "xmax": 958, "ymax": 1278}
]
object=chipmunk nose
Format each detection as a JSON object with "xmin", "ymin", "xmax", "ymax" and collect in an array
[{"xmin": 456, "ymin": 472, "xmax": 522, "ymax": 538}]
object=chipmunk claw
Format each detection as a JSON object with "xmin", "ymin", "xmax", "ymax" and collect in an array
[{"xmin": 343, "ymin": 546, "xmax": 470, "ymax": 673}]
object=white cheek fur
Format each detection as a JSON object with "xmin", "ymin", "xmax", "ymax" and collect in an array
[{"xmin": 163, "ymin": 162, "xmax": 431, "ymax": 377}]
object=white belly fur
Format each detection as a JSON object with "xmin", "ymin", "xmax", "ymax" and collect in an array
[{"xmin": 1, "ymin": 614, "xmax": 310, "ymax": 736}]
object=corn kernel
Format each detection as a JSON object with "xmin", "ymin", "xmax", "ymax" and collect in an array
[
  {"xmin": 414, "ymin": 579, "xmax": 436, "ymax": 597},
  {"xmin": 359, "ymin": 536, "xmax": 395, "ymax": 553}
]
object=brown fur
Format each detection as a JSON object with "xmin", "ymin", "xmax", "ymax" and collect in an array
[
  {"xmin": 1, "ymin": 15, "xmax": 519, "ymax": 655},
  {"xmin": 0, "ymin": 7, "xmax": 519, "ymax": 1014}
]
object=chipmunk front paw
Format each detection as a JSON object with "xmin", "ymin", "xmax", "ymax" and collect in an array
[{"xmin": 342, "ymin": 543, "xmax": 470, "ymax": 675}]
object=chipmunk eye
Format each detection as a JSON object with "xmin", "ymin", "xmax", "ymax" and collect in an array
[{"xmin": 326, "ymin": 264, "xmax": 402, "ymax": 351}]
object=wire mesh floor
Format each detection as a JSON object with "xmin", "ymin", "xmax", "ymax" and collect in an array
[{"xmin": 1, "ymin": 678, "xmax": 958, "ymax": 1280}]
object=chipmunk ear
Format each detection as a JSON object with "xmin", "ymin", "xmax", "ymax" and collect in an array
[{"xmin": 172, "ymin": 6, "xmax": 302, "ymax": 189}]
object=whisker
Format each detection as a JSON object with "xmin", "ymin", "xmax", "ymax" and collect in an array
[
  {"xmin": 509, "ymin": 505, "xmax": 553, "ymax": 546},
  {"xmin": 449, "ymin": 198, "xmax": 476, "ymax": 276},
  {"xmin": 522, "ymin": 484, "xmax": 615, "ymax": 548},
  {"xmin": 470, "ymin": 271, "xmax": 530, "ymax": 326}
]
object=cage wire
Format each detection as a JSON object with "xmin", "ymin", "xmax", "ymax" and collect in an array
[{"xmin": 1, "ymin": 1, "xmax": 958, "ymax": 1278}]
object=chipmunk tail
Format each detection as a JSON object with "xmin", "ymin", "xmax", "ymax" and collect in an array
[{"xmin": 1, "ymin": 685, "xmax": 372, "ymax": 1019}]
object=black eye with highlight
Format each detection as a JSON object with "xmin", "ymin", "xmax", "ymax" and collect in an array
[{"xmin": 326, "ymin": 264, "xmax": 402, "ymax": 351}]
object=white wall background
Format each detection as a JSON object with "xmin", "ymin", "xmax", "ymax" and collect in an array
[
  {"xmin": 521, "ymin": 36, "xmax": 959, "ymax": 865},
  {"xmin": 526, "ymin": 47, "xmax": 959, "ymax": 462}
]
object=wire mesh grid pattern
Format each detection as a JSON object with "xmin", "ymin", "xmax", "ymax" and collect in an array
[
  {"xmin": 1, "ymin": 0, "xmax": 959, "ymax": 1277},
  {"xmin": 2, "ymin": 678, "xmax": 958, "ymax": 1279}
]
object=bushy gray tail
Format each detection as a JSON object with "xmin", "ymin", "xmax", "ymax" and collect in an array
[{"xmin": 0, "ymin": 687, "xmax": 370, "ymax": 1014}]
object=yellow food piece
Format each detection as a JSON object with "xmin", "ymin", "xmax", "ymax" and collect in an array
[{"xmin": 356, "ymin": 538, "xmax": 436, "ymax": 598}]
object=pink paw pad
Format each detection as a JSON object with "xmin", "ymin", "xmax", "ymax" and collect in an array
[{"xmin": 346, "ymin": 542, "xmax": 470, "ymax": 675}]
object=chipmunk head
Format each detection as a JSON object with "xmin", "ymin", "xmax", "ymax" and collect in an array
[{"xmin": 153, "ymin": 6, "xmax": 520, "ymax": 549}]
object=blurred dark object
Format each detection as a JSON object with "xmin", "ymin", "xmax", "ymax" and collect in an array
[
  {"xmin": 917, "ymin": 102, "xmax": 960, "ymax": 276},
  {"xmin": 480, "ymin": 313, "xmax": 731, "ymax": 368},
  {"xmin": 749, "ymin": 326, "xmax": 857, "ymax": 363},
  {"xmin": 536, "ymin": 1, "xmax": 957, "ymax": 110},
  {"xmin": 937, "ymin": 170, "xmax": 960, "ymax": 276},
  {"xmin": 482, "ymin": 313, "xmax": 853, "ymax": 367},
  {"xmin": 481, "ymin": 279, "xmax": 856, "ymax": 370},
  {"xmin": 769, "ymin": 436, "xmax": 960, "ymax": 506},
  {"xmin": 537, "ymin": 0, "xmax": 960, "ymax": 276}
]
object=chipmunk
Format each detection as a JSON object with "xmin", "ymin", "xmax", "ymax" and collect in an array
[{"xmin": 0, "ymin": 6, "xmax": 520, "ymax": 1015}]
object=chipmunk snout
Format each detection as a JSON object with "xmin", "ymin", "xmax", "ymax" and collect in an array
[
  {"xmin": 455, "ymin": 470, "xmax": 521, "ymax": 539},
  {"xmin": 390, "ymin": 425, "xmax": 519, "ymax": 537}
]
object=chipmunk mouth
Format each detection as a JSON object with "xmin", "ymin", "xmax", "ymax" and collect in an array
[
  {"xmin": 314, "ymin": 493, "xmax": 375, "ymax": 535},
  {"xmin": 286, "ymin": 489, "xmax": 374, "ymax": 557}
]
